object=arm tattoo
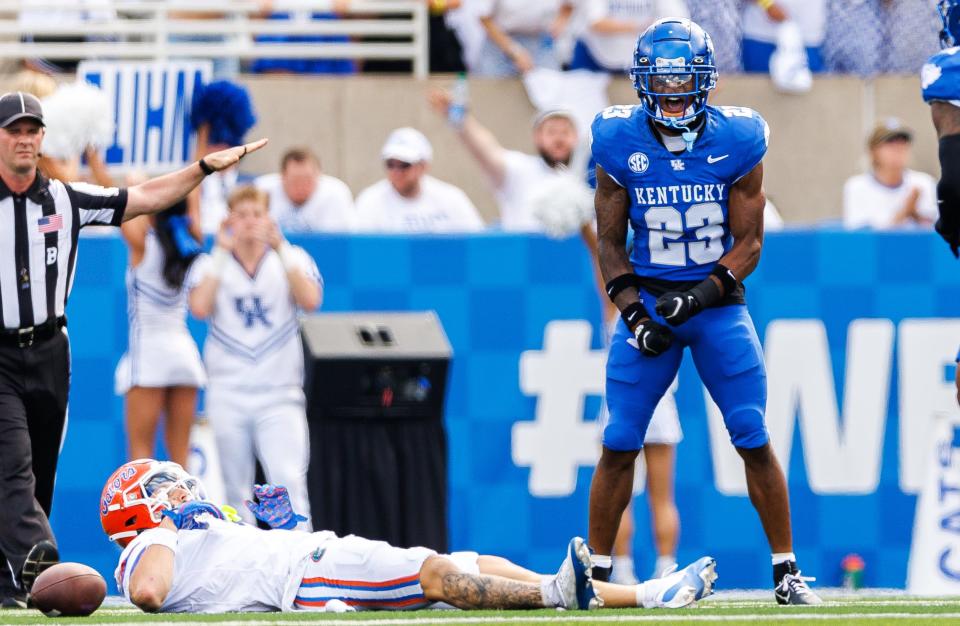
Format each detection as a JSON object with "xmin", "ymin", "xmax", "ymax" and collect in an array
[
  {"xmin": 440, "ymin": 573, "xmax": 543, "ymax": 610},
  {"xmin": 595, "ymin": 165, "xmax": 641, "ymax": 311}
]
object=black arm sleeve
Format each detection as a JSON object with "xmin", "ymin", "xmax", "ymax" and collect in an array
[{"xmin": 937, "ymin": 134, "xmax": 960, "ymax": 234}]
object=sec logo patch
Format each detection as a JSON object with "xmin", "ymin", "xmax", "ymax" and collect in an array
[{"xmin": 628, "ymin": 152, "xmax": 649, "ymax": 174}]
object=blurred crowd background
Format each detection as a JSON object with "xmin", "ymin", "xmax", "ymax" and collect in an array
[{"xmin": 0, "ymin": 0, "xmax": 945, "ymax": 232}]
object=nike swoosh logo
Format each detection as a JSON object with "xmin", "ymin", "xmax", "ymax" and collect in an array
[
  {"xmin": 627, "ymin": 312, "xmax": 637, "ymax": 321},
  {"xmin": 670, "ymin": 297, "xmax": 682, "ymax": 318},
  {"xmin": 707, "ymin": 154, "xmax": 729, "ymax": 164}
]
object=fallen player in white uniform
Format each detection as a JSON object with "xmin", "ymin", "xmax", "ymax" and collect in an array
[{"xmin": 100, "ymin": 459, "xmax": 718, "ymax": 613}]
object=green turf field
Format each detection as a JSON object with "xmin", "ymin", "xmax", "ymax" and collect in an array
[{"xmin": 4, "ymin": 592, "xmax": 960, "ymax": 626}]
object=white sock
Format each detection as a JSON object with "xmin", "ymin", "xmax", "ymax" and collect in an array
[
  {"xmin": 591, "ymin": 554, "xmax": 612, "ymax": 568},
  {"xmin": 654, "ymin": 555, "xmax": 677, "ymax": 577},
  {"xmin": 635, "ymin": 580, "xmax": 655, "ymax": 608},
  {"xmin": 772, "ymin": 552, "xmax": 796, "ymax": 565},
  {"xmin": 612, "ymin": 556, "xmax": 635, "ymax": 578},
  {"xmin": 540, "ymin": 575, "xmax": 560, "ymax": 608}
]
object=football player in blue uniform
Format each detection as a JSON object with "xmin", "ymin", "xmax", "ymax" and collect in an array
[
  {"xmin": 587, "ymin": 18, "xmax": 821, "ymax": 605},
  {"xmin": 925, "ymin": 0, "xmax": 960, "ymax": 256}
]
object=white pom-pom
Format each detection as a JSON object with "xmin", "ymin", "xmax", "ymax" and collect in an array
[
  {"xmin": 529, "ymin": 172, "xmax": 595, "ymax": 239},
  {"xmin": 41, "ymin": 81, "xmax": 114, "ymax": 160}
]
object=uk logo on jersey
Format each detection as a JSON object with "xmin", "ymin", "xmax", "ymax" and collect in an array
[
  {"xmin": 235, "ymin": 296, "xmax": 272, "ymax": 328},
  {"xmin": 628, "ymin": 152, "xmax": 649, "ymax": 174}
]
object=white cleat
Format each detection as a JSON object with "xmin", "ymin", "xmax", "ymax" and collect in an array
[
  {"xmin": 553, "ymin": 537, "xmax": 603, "ymax": 610},
  {"xmin": 647, "ymin": 556, "xmax": 718, "ymax": 609}
]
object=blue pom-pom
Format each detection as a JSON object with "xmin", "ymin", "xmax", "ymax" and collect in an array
[{"xmin": 191, "ymin": 80, "xmax": 257, "ymax": 147}]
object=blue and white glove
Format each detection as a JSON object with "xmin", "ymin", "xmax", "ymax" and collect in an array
[
  {"xmin": 244, "ymin": 484, "xmax": 307, "ymax": 530},
  {"xmin": 162, "ymin": 501, "xmax": 226, "ymax": 530}
]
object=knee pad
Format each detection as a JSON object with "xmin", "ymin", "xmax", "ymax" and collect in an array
[
  {"xmin": 602, "ymin": 420, "xmax": 646, "ymax": 452},
  {"xmin": 724, "ymin": 407, "xmax": 769, "ymax": 449}
]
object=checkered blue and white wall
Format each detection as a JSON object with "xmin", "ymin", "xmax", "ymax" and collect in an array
[{"xmin": 54, "ymin": 230, "xmax": 960, "ymax": 591}]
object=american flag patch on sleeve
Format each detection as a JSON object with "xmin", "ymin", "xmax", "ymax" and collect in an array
[{"xmin": 37, "ymin": 214, "xmax": 63, "ymax": 233}]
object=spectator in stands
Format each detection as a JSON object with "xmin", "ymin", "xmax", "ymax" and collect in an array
[
  {"xmin": 429, "ymin": 90, "xmax": 579, "ymax": 232},
  {"xmin": 255, "ymin": 148, "xmax": 354, "ymax": 232},
  {"xmin": 568, "ymin": 0, "xmax": 689, "ymax": 74},
  {"xmin": 474, "ymin": 0, "xmax": 574, "ymax": 77},
  {"xmin": 741, "ymin": 0, "xmax": 826, "ymax": 74},
  {"xmin": 167, "ymin": 5, "xmax": 244, "ymax": 79},
  {"xmin": 688, "ymin": 0, "xmax": 741, "ymax": 73},
  {"xmin": 6, "ymin": 70, "xmax": 56, "ymax": 100},
  {"xmin": 354, "ymin": 128, "xmax": 484, "ymax": 232},
  {"xmin": 427, "ymin": 0, "xmax": 467, "ymax": 72},
  {"xmin": 843, "ymin": 119, "xmax": 937, "ymax": 230},
  {"xmin": 447, "ymin": 1, "xmax": 486, "ymax": 71},
  {"xmin": 823, "ymin": 0, "xmax": 939, "ymax": 76},
  {"xmin": 249, "ymin": 2, "xmax": 357, "ymax": 75},
  {"xmin": 18, "ymin": 0, "xmax": 114, "ymax": 74}
]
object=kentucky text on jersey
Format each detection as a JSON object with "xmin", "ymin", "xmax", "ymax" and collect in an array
[
  {"xmin": 633, "ymin": 184, "xmax": 727, "ymax": 206},
  {"xmin": 591, "ymin": 103, "xmax": 768, "ymax": 281}
]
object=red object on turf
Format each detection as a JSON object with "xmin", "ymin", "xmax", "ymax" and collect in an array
[{"xmin": 30, "ymin": 562, "xmax": 106, "ymax": 617}]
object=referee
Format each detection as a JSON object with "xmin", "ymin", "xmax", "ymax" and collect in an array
[{"xmin": 0, "ymin": 91, "xmax": 267, "ymax": 608}]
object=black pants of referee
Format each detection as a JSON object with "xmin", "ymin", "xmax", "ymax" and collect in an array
[{"xmin": 0, "ymin": 330, "xmax": 68, "ymax": 595}]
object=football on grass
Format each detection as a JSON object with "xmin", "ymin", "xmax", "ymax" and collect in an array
[{"xmin": 31, "ymin": 562, "xmax": 106, "ymax": 617}]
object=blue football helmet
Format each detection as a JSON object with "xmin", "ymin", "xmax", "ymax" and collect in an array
[
  {"xmin": 940, "ymin": 0, "xmax": 960, "ymax": 48},
  {"xmin": 630, "ymin": 18, "xmax": 718, "ymax": 130}
]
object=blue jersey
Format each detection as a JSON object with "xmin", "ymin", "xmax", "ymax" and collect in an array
[
  {"xmin": 590, "ymin": 104, "xmax": 768, "ymax": 281},
  {"xmin": 922, "ymin": 47, "xmax": 960, "ymax": 103}
]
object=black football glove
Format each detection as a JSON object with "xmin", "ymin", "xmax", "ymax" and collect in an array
[
  {"xmin": 655, "ymin": 291, "xmax": 702, "ymax": 326},
  {"xmin": 627, "ymin": 319, "xmax": 673, "ymax": 357}
]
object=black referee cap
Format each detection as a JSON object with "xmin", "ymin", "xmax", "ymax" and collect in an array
[{"xmin": 0, "ymin": 92, "xmax": 44, "ymax": 128}]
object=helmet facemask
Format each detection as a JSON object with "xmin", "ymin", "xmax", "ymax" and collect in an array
[
  {"xmin": 632, "ymin": 58, "xmax": 717, "ymax": 129},
  {"xmin": 940, "ymin": 0, "xmax": 960, "ymax": 48},
  {"xmin": 137, "ymin": 464, "xmax": 207, "ymax": 518}
]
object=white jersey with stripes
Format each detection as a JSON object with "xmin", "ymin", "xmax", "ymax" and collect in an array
[
  {"xmin": 192, "ymin": 245, "xmax": 322, "ymax": 390},
  {"xmin": 115, "ymin": 521, "xmax": 334, "ymax": 613}
]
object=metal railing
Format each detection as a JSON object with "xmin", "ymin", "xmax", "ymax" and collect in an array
[{"xmin": 0, "ymin": 0, "xmax": 429, "ymax": 76}]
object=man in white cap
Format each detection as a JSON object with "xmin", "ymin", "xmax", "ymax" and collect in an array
[{"xmin": 354, "ymin": 128, "xmax": 484, "ymax": 233}]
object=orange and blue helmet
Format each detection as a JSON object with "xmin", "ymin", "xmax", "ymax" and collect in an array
[{"xmin": 99, "ymin": 459, "xmax": 207, "ymax": 547}]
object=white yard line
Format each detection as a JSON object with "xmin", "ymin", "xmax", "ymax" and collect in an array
[
  {"xmin": 702, "ymin": 600, "xmax": 960, "ymax": 608},
  {"xmin": 84, "ymin": 613, "xmax": 960, "ymax": 625}
]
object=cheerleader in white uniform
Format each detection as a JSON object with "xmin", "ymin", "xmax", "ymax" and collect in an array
[{"xmin": 116, "ymin": 199, "xmax": 206, "ymax": 466}]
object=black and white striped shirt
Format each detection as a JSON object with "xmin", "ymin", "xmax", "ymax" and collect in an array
[{"xmin": 0, "ymin": 172, "xmax": 127, "ymax": 330}]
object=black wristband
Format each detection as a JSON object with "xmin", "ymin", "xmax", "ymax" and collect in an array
[
  {"xmin": 688, "ymin": 275, "xmax": 722, "ymax": 309},
  {"xmin": 605, "ymin": 273, "xmax": 644, "ymax": 302},
  {"xmin": 620, "ymin": 301, "xmax": 648, "ymax": 330},
  {"xmin": 711, "ymin": 263, "xmax": 739, "ymax": 296},
  {"xmin": 198, "ymin": 158, "xmax": 215, "ymax": 176}
]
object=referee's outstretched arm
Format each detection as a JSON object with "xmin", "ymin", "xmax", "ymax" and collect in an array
[{"xmin": 124, "ymin": 138, "xmax": 269, "ymax": 221}]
